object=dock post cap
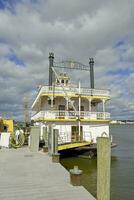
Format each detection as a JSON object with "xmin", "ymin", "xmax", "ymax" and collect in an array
[
  {"xmin": 70, "ymin": 166, "xmax": 83, "ymax": 186},
  {"xmin": 97, "ymin": 136, "xmax": 110, "ymax": 141},
  {"xmin": 70, "ymin": 166, "xmax": 83, "ymax": 175}
]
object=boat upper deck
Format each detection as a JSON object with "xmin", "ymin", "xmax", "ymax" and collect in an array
[{"xmin": 32, "ymin": 85, "xmax": 110, "ymax": 109}]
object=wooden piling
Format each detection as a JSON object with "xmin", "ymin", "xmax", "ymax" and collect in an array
[
  {"xmin": 53, "ymin": 129, "xmax": 58, "ymax": 154},
  {"xmin": 48, "ymin": 125, "xmax": 52, "ymax": 155},
  {"xmin": 43, "ymin": 126, "xmax": 48, "ymax": 152},
  {"xmin": 52, "ymin": 129, "xmax": 60, "ymax": 163},
  {"xmin": 97, "ymin": 137, "xmax": 111, "ymax": 200},
  {"xmin": 29, "ymin": 126, "xmax": 40, "ymax": 152},
  {"xmin": 48, "ymin": 125, "xmax": 59, "ymax": 156},
  {"xmin": 43, "ymin": 126, "xmax": 48, "ymax": 147}
]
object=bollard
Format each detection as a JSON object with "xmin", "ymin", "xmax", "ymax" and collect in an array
[
  {"xmin": 70, "ymin": 166, "xmax": 83, "ymax": 186},
  {"xmin": 43, "ymin": 126, "xmax": 48, "ymax": 147},
  {"xmin": 48, "ymin": 125, "xmax": 52, "ymax": 155},
  {"xmin": 42, "ymin": 126, "xmax": 48, "ymax": 152},
  {"xmin": 51, "ymin": 129, "xmax": 60, "ymax": 162},
  {"xmin": 53, "ymin": 129, "xmax": 59, "ymax": 154},
  {"xmin": 97, "ymin": 137, "xmax": 111, "ymax": 200},
  {"xmin": 48, "ymin": 124, "xmax": 57, "ymax": 155},
  {"xmin": 52, "ymin": 152, "xmax": 60, "ymax": 163}
]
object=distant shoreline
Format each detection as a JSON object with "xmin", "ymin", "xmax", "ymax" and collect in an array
[{"xmin": 110, "ymin": 123, "xmax": 134, "ymax": 125}]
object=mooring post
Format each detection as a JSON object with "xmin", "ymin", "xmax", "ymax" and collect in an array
[
  {"xmin": 97, "ymin": 137, "xmax": 111, "ymax": 200},
  {"xmin": 52, "ymin": 129, "xmax": 60, "ymax": 163},
  {"xmin": 48, "ymin": 125, "xmax": 52, "ymax": 155},
  {"xmin": 51, "ymin": 125, "xmax": 55, "ymax": 155},
  {"xmin": 43, "ymin": 127, "xmax": 48, "ymax": 152},
  {"xmin": 53, "ymin": 129, "xmax": 58, "ymax": 153},
  {"xmin": 70, "ymin": 166, "xmax": 83, "ymax": 186}
]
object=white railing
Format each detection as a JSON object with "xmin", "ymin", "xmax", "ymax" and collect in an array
[
  {"xmin": 40, "ymin": 85, "xmax": 110, "ymax": 97},
  {"xmin": 31, "ymin": 110, "xmax": 110, "ymax": 120},
  {"xmin": 57, "ymin": 131, "xmax": 70, "ymax": 144},
  {"xmin": 32, "ymin": 85, "xmax": 110, "ymax": 109}
]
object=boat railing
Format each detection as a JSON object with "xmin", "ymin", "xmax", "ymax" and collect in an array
[
  {"xmin": 57, "ymin": 131, "xmax": 70, "ymax": 144},
  {"xmin": 32, "ymin": 85, "xmax": 110, "ymax": 109},
  {"xmin": 40, "ymin": 85, "xmax": 110, "ymax": 97},
  {"xmin": 31, "ymin": 110, "xmax": 110, "ymax": 120}
]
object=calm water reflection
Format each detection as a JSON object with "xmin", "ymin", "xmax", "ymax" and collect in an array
[{"xmin": 60, "ymin": 125, "xmax": 134, "ymax": 200}]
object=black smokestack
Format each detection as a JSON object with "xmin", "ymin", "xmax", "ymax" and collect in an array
[
  {"xmin": 49, "ymin": 52, "xmax": 54, "ymax": 86},
  {"xmin": 89, "ymin": 58, "xmax": 94, "ymax": 89}
]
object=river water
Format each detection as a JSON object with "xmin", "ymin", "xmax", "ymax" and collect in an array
[{"xmin": 60, "ymin": 125, "xmax": 134, "ymax": 200}]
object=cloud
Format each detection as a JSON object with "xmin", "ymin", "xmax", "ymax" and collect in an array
[{"xmin": 0, "ymin": 0, "xmax": 134, "ymax": 120}]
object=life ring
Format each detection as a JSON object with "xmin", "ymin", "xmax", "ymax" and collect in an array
[{"xmin": 10, "ymin": 131, "xmax": 25, "ymax": 148}]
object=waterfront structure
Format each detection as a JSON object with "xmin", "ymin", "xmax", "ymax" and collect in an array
[
  {"xmin": 31, "ymin": 53, "xmax": 111, "ymax": 149},
  {"xmin": 0, "ymin": 117, "xmax": 14, "ymax": 133},
  {"xmin": 0, "ymin": 148, "xmax": 95, "ymax": 200}
]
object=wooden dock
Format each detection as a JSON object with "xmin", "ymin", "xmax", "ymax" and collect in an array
[{"xmin": 0, "ymin": 147, "xmax": 95, "ymax": 200}]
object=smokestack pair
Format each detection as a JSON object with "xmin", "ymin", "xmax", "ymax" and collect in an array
[{"xmin": 48, "ymin": 53, "xmax": 95, "ymax": 89}]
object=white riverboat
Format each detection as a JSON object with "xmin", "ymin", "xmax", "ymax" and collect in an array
[{"xmin": 31, "ymin": 53, "xmax": 111, "ymax": 150}]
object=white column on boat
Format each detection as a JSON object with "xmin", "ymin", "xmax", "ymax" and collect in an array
[
  {"xmin": 50, "ymin": 96, "xmax": 54, "ymax": 108},
  {"xmin": 78, "ymin": 81, "xmax": 81, "ymax": 141},
  {"xmin": 65, "ymin": 97, "xmax": 69, "ymax": 110},
  {"xmin": 102, "ymin": 99, "xmax": 106, "ymax": 119},
  {"xmin": 88, "ymin": 98, "xmax": 92, "ymax": 112}
]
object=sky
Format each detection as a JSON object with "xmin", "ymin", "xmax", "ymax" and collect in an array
[{"xmin": 0, "ymin": 0, "xmax": 134, "ymax": 121}]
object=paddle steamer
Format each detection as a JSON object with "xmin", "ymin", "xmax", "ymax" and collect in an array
[{"xmin": 31, "ymin": 53, "xmax": 111, "ymax": 150}]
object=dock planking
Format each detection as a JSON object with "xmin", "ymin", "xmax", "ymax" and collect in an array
[{"xmin": 0, "ymin": 147, "xmax": 95, "ymax": 200}]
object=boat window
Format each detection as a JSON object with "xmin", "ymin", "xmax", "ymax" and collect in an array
[{"xmin": 48, "ymin": 99, "xmax": 55, "ymax": 105}]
